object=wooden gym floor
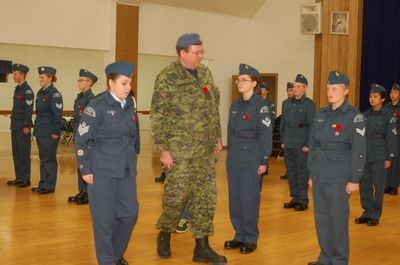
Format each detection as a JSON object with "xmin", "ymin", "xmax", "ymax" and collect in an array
[{"xmin": 0, "ymin": 130, "xmax": 399, "ymax": 265}]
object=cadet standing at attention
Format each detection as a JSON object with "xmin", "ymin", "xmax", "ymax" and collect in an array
[
  {"xmin": 31, "ymin": 66, "xmax": 63, "ymax": 194},
  {"xmin": 354, "ymin": 84, "xmax": 396, "ymax": 226},
  {"xmin": 7, "ymin": 63, "xmax": 34, "ymax": 188},
  {"xmin": 384, "ymin": 82, "xmax": 400, "ymax": 195},
  {"xmin": 151, "ymin": 33, "xmax": 226, "ymax": 265},
  {"xmin": 67, "ymin": 68, "xmax": 96, "ymax": 205},
  {"xmin": 224, "ymin": 64, "xmax": 272, "ymax": 254},
  {"xmin": 279, "ymin": 82, "xmax": 294, "ymax": 180},
  {"xmin": 259, "ymin": 81, "xmax": 275, "ymax": 128},
  {"xmin": 74, "ymin": 61, "xmax": 139, "ymax": 265},
  {"xmin": 280, "ymin": 74, "xmax": 316, "ymax": 211},
  {"xmin": 307, "ymin": 71, "xmax": 366, "ymax": 265},
  {"xmin": 258, "ymin": 81, "xmax": 275, "ymax": 181}
]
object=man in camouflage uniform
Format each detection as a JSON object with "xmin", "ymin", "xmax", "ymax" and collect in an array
[{"xmin": 151, "ymin": 33, "xmax": 226, "ymax": 265}]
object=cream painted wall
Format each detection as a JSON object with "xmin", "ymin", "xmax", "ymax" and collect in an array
[
  {"xmin": 0, "ymin": 0, "xmax": 117, "ymax": 132},
  {"xmin": 0, "ymin": 0, "xmax": 113, "ymax": 50},
  {"xmin": 138, "ymin": 0, "xmax": 315, "ymax": 143}
]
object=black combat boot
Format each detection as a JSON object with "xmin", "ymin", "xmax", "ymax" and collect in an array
[
  {"xmin": 193, "ymin": 237, "xmax": 227, "ymax": 264},
  {"xmin": 157, "ymin": 231, "xmax": 171, "ymax": 258}
]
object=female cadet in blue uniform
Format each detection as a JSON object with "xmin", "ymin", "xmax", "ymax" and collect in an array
[
  {"xmin": 224, "ymin": 64, "xmax": 272, "ymax": 254},
  {"xmin": 384, "ymin": 82, "xmax": 400, "ymax": 195},
  {"xmin": 74, "ymin": 61, "xmax": 139, "ymax": 265},
  {"xmin": 7, "ymin": 63, "xmax": 34, "ymax": 188},
  {"xmin": 67, "ymin": 68, "xmax": 96, "ymax": 205},
  {"xmin": 307, "ymin": 71, "xmax": 366, "ymax": 265},
  {"xmin": 31, "ymin": 66, "xmax": 63, "ymax": 194},
  {"xmin": 354, "ymin": 84, "xmax": 396, "ymax": 226}
]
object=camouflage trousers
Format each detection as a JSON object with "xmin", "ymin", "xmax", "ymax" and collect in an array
[{"xmin": 157, "ymin": 154, "xmax": 217, "ymax": 238}]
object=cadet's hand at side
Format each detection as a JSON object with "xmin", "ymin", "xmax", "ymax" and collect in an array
[
  {"xmin": 22, "ymin": 127, "xmax": 30, "ymax": 135},
  {"xmin": 51, "ymin": 134, "xmax": 59, "ymax": 139},
  {"xmin": 308, "ymin": 179, "xmax": 313, "ymax": 187},
  {"xmin": 160, "ymin": 151, "xmax": 174, "ymax": 169},
  {"xmin": 384, "ymin": 160, "xmax": 391, "ymax": 169},
  {"xmin": 346, "ymin": 182, "xmax": 359, "ymax": 194},
  {"xmin": 302, "ymin": 146, "xmax": 309, "ymax": 152},
  {"xmin": 214, "ymin": 138, "xmax": 223, "ymax": 154},
  {"xmin": 83, "ymin": 174, "xmax": 94, "ymax": 185},
  {"xmin": 258, "ymin": 165, "xmax": 267, "ymax": 175}
]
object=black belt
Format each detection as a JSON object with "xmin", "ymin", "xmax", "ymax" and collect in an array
[
  {"xmin": 235, "ymin": 130, "xmax": 258, "ymax": 139},
  {"xmin": 96, "ymin": 137, "xmax": 133, "ymax": 145},
  {"xmin": 368, "ymin": 134, "xmax": 385, "ymax": 140},
  {"xmin": 317, "ymin": 142, "xmax": 351, "ymax": 151}
]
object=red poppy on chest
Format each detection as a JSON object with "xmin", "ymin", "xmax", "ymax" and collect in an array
[
  {"xmin": 332, "ymin": 123, "xmax": 343, "ymax": 136},
  {"xmin": 17, "ymin": 95, "xmax": 23, "ymax": 100},
  {"xmin": 202, "ymin": 87, "xmax": 209, "ymax": 93},
  {"xmin": 243, "ymin": 113, "xmax": 250, "ymax": 120}
]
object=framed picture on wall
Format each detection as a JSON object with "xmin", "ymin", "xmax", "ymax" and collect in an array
[{"xmin": 330, "ymin": 11, "xmax": 349, "ymax": 34}]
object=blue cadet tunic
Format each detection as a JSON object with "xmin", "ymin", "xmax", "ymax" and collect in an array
[
  {"xmin": 280, "ymin": 74, "xmax": 316, "ymax": 207},
  {"xmin": 384, "ymin": 82, "xmax": 400, "ymax": 190},
  {"xmin": 10, "ymin": 63, "xmax": 34, "ymax": 183},
  {"xmin": 74, "ymin": 61, "xmax": 140, "ymax": 265},
  {"xmin": 227, "ymin": 64, "xmax": 272, "ymax": 245},
  {"xmin": 359, "ymin": 84, "xmax": 397, "ymax": 222},
  {"xmin": 72, "ymin": 69, "xmax": 96, "ymax": 193},
  {"xmin": 33, "ymin": 66, "xmax": 63, "ymax": 192},
  {"xmin": 308, "ymin": 72, "xmax": 366, "ymax": 265}
]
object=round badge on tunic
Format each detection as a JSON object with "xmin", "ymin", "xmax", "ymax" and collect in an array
[{"xmin": 77, "ymin": 149, "xmax": 84, "ymax": 156}]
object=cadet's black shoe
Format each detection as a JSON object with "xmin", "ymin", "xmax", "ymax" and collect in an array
[
  {"xmin": 16, "ymin": 180, "xmax": 31, "ymax": 188},
  {"xmin": 38, "ymin": 188, "xmax": 55, "ymax": 194},
  {"xmin": 115, "ymin": 257, "xmax": 129, "ymax": 265},
  {"xmin": 76, "ymin": 192, "xmax": 89, "ymax": 205},
  {"xmin": 308, "ymin": 262, "xmax": 323, "ymax": 265},
  {"xmin": 283, "ymin": 201, "xmax": 298, "ymax": 209},
  {"xmin": 294, "ymin": 204, "xmax": 308, "ymax": 211},
  {"xmin": 193, "ymin": 237, "xmax": 227, "ymax": 264},
  {"xmin": 389, "ymin": 187, "xmax": 398, "ymax": 195},
  {"xmin": 367, "ymin": 219, "xmax": 379, "ymax": 226},
  {"xmin": 384, "ymin": 186, "xmax": 391, "ymax": 194},
  {"xmin": 239, "ymin": 243, "xmax": 257, "ymax": 254},
  {"xmin": 68, "ymin": 191, "xmax": 83, "ymax": 203},
  {"xmin": 7, "ymin": 179, "xmax": 22, "ymax": 185},
  {"xmin": 155, "ymin": 172, "xmax": 166, "ymax": 183},
  {"xmin": 157, "ymin": 231, "xmax": 171, "ymax": 258},
  {"xmin": 280, "ymin": 174, "xmax": 288, "ymax": 180},
  {"xmin": 224, "ymin": 239, "xmax": 244, "ymax": 249},
  {"xmin": 31, "ymin": 187, "xmax": 41, "ymax": 193},
  {"xmin": 354, "ymin": 216, "xmax": 370, "ymax": 224}
]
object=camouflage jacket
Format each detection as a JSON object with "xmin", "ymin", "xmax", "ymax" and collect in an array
[{"xmin": 150, "ymin": 60, "xmax": 221, "ymax": 158}]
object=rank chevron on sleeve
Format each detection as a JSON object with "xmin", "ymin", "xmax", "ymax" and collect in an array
[
  {"xmin": 78, "ymin": 122, "xmax": 90, "ymax": 136},
  {"xmin": 356, "ymin": 127, "xmax": 365, "ymax": 136}
]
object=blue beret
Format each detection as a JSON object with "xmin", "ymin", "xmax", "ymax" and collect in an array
[
  {"xmin": 327, "ymin": 71, "xmax": 349, "ymax": 85},
  {"xmin": 260, "ymin": 82, "xmax": 270, "ymax": 90},
  {"xmin": 177, "ymin": 33, "xmax": 202, "ymax": 48},
  {"xmin": 239, "ymin": 64, "xmax": 260, "ymax": 79},
  {"xmin": 105, "ymin": 61, "xmax": 135, "ymax": 77},
  {"xmin": 287, "ymin": 82, "xmax": 294, "ymax": 89},
  {"xmin": 392, "ymin": 82, "xmax": 400, "ymax": 91},
  {"xmin": 38, "ymin": 66, "xmax": 56, "ymax": 75},
  {"xmin": 294, "ymin": 74, "xmax": 308, "ymax": 85},
  {"xmin": 370, "ymin": 83, "xmax": 386, "ymax": 93},
  {"xmin": 12, "ymin": 63, "xmax": 29, "ymax": 73},
  {"xmin": 79, "ymin": 68, "xmax": 98, "ymax": 83}
]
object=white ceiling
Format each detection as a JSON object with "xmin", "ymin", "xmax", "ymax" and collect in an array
[{"xmin": 118, "ymin": 0, "xmax": 269, "ymax": 18}]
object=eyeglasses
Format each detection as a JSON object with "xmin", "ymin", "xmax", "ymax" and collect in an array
[
  {"xmin": 187, "ymin": 50, "xmax": 204, "ymax": 56},
  {"xmin": 77, "ymin": 78, "xmax": 90, "ymax": 83},
  {"xmin": 235, "ymin": 79, "xmax": 252, "ymax": 85}
]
